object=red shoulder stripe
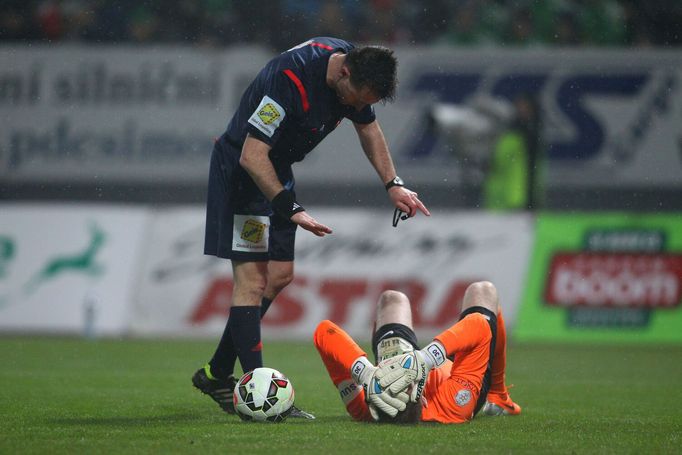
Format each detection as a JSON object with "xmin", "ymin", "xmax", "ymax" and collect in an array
[
  {"xmin": 283, "ymin": 69, "xmax": 310, "ymax": 113},
  {"xmin": 311, "ymin": 42, "xmax": 334, "ymax": 51}
]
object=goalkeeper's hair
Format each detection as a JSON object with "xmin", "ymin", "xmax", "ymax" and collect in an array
[{"xmin": 377, "ymin": 401, "xmax": 422, "ymax": 424}]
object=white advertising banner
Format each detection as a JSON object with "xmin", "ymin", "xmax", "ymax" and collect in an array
[
  {"xmin": 0, "ymin": 44, "xmax": 271, "ymax": 183},
  {"xmin": 2, "ymin": 45, "xmax": 680, "ymax": 189},
  {"xmin": 300, "ymin": 48, "xmax": 682, "ymax": 188},
  {"xmin": 133, "ymin": 207, "xmax": 533, "ymax": 340},
  {"xmin": 0, "ymin": 204, "xmax": 149, "ymax": 335}
]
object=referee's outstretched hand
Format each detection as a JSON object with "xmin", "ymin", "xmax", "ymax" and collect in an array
[
  {"xmin": 291, "ymin": 211, "xmax": 333, "ymax": 237},
  {"xmin": 388, "ymin": 186, "xmax": 430, "ymax": 218}
]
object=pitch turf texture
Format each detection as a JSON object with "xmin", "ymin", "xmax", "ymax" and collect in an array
[{"xmin": 2, "ymin": 339, "xmax": 681, "ymax": 454}]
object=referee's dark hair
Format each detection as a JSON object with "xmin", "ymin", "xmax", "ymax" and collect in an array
[{"xmin": 345, "ymin": 46, "xmax": 398, "ymax": 102}]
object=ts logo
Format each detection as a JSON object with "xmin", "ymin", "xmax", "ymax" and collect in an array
[{"xmin": 402, "ymin": 69, "xmax": 664, "ymax": 162}]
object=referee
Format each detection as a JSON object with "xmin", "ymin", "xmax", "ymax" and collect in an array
[{"xmin": 192, "ymin": 37, "xmax": 430, "ymax": 419}]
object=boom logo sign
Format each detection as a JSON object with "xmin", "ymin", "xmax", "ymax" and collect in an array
[
  {"xmin": 401, "ymin": 66, "xmax": 672, "ymax": 161},
  {"xmin": 545, "ymin": 253, "xmax": 682, "ymax": 308},
  {"xmin": 543, "ymin": 230, "xmax": 682, "ymax": 327}
]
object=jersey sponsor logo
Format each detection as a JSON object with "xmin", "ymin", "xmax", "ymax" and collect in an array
[
  {"xmin": 248, "ymin": 96, "xmax": 285, "ymax": 137},
  {"xmin": 414, "ymin": 363, "xmax": 427, "ymax": 400},
  {"xmin": 337, "ymin": 379, "xmax": 361, "ymax": 405},
  {"xmin": 258, "ymin": 103, "xmax": 281, "ymax": 125},
  {"xmin": 455, "ymin": 389, "xmax": 472, "ymax": 406},
  {"xmin": 232, "ymin": 215, "xmax": 269, "ymax": 253},
  {"xmin": 240, "ymin": 219, "xmax": 266, "ymax": 244}
]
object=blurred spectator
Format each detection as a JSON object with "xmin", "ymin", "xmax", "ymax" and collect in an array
[
  {"xmin": 37, "ymin": 0, "xmax": 64, "ymax": 41},
  {"xmin": 86, "ymin": 1, "xmax": 130, "ymax": 42},
  {"xmin": 361, "ymin": 0, "xmax": 412, "ymax": 44},
  {"xmin": 575, "ymin": 0, "xmax": 626, "ymax": 46},
  {"xmin": 60, "ymin": 0, "xmax": 97, "ymax": 41},
  {"xmin": 0, "ymin": 1, "xmax": 40, "ymax": 41},
  {"xmin": 620, "ymin": 1, "xmax": 654, "ymax": 46},
  {"xmin": 505, "ymin": 6, "xmax": 542, "ymax": 47},
  {"xmin": 128, "ymin": 4, "xmax": 159, "ymax": 43},
  {"xmin": 405, "ymin": 0, "xmax": 450, "ymax": 44},
  {"xmin": 551, "ymin": 9, "xmax": 581, "ymax": 46},
  {"xmin": 483, "ymin": 93, "xmax": 544, "ymax": 211},
  {"xmin": 276, "ymin": 0, "xmax": 323, "ymax": 46},
  {"xmin": 477, "ymin": 0, "xmax": 509, "ymax": 43},
  {"xmin": 438, "ymin": 0, "xmax": 495, "ymax": 46},
  {"xmin": 316, "ymin": 0, "xmax": 364, "ymax": 42},
  {"xmin": 621, "ymin": 0, "xmax": 682, "ymax": 46},
  {"xmin": 196, "ymin": 0, "xmax": 238, "ymax": 47},
  {"xmin": 316, "ymin": 0, "xmax": 348, "ymax": 38},
  {"xmin": 0, "ymin": 0, "xmax": 680, "ymax": 47}
]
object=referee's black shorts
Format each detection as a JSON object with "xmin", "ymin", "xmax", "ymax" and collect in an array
[{"xmin": 204, "ymin": 136, "xmax": 297, "ymax": 261}]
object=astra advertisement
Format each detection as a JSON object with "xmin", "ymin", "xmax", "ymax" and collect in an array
[{"xmin": 131, "ymin": 207, "xmax": 533, "ymax": 340}]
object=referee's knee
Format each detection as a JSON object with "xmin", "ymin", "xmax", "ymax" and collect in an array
[{"xmin": 267, "ymin": 271, "xmax": 294, "ymax": 294}]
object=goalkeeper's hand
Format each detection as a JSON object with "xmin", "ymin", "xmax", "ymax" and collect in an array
[
  {"xmin": 351, "ymin": 356, "xmax": 409, "ymax": 420},
  {"xmin": 375, "ymin": 341, "xmax": 447, "ymax": 402}
]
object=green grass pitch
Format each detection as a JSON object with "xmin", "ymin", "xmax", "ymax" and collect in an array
[{"xmin": 2, "ymin": 337, "xmax": 681, "ymax": 454}]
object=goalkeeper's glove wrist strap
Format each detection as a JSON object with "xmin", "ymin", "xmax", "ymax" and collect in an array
[
  {"xmin": 351, "ymin": 356, "xmax": 373, "ymax": 385},
  {"xmin": 420, "ymin": 341, "xmax": 447, "ymax": 369}
]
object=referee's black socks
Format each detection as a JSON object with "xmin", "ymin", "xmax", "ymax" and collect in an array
[
  {"xmin": 209, "ymin": 297, "xmax": 273, "ymax": 379},
  {"xmin": 228, "ymin": 305, "xmax": 263, "ymax": 373}
]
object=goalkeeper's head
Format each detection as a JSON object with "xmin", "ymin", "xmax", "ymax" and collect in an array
[{"xmin": 377, "ymin": 400, "xmax": 422, "ymax": 424}]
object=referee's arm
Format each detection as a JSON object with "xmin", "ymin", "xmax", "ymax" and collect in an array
[
  {"xmin": 354, "ymin": 121, "xmax": 430, "ymax": 218},
  {"xmin": 239, "ymin": 134, "xmax": 283, "ymax": 200},
  {"xmin": 240, "ymin": 134, "xmax": 332, "ymax": 236},
  {"xmin": 353, "ymin": 120, "xmax": 396, "ymax": 185}
]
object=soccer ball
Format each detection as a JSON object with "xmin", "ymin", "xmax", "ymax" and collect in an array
[{"xmin": 233, "ymin": 367, "xmax": 295, "ymax": 422}]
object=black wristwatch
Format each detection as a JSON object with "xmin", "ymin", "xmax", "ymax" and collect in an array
[{"xmin": 385, "ymin": 176, "xmax": 404, "ymax": 191}]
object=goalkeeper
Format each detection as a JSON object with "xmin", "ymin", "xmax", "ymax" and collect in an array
[{"xmin": 313, "ymin": 281, "xmax": 521, "ymax": 423}]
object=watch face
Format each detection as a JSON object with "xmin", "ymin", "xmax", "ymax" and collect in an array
[{"xmin": 386, "ymin": 176, "xmax": 404, "ymax": 189}]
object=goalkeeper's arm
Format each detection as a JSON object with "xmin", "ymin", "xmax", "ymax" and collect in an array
[
  {"xmin": 351, "ymin": 356, "xmax": 409, "ymax": 420},
  {"xmin": 375, "ymin": 341, "xmax": 447, "ymax": 401}
]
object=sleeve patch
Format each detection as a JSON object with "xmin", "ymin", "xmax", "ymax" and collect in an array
[{"xmin": 248, "ymin": 95, "xmax": 286, "ymax": 137}]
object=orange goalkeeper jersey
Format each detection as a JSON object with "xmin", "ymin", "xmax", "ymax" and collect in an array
[{"xmin": 314, "ymin": 312, "xmax": 493, "ymax": 424}]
